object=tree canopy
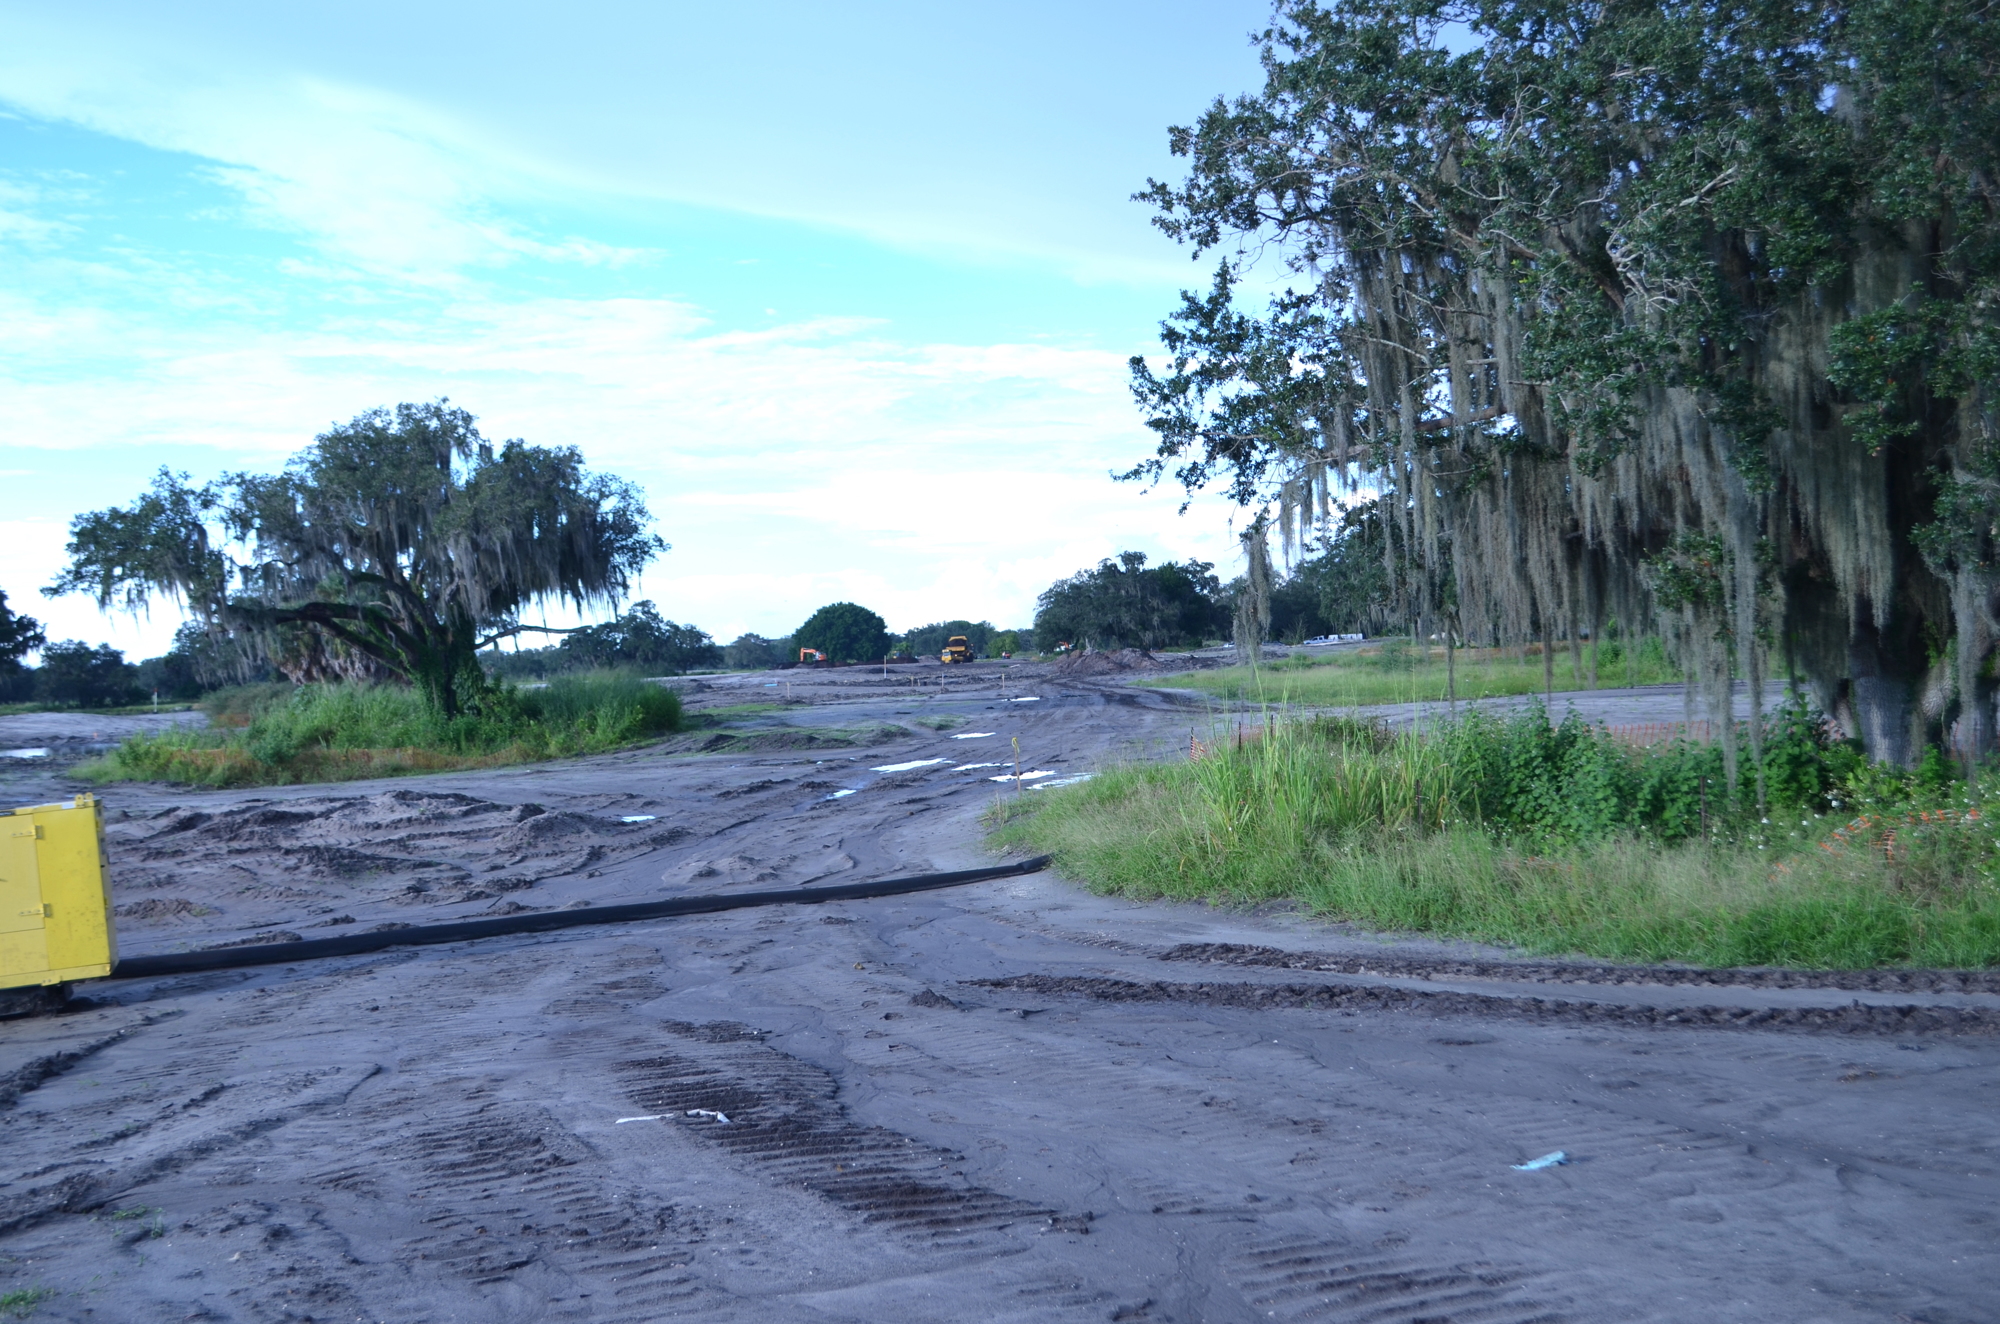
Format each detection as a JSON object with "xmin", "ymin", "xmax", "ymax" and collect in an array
[
  {"xmin": 1129, "ymin": 0, "xmax": 2000, "ymax": 772},
  {"xmin": 1033, "ymin": 552, "xmax": 1225, "ymax": 652},
  {"xmin": 36, "ymin": 641, "xmax": 140, "ymax": 709},
  {"xmin": 557, "ymin": 601, "xmax": 720, "ymax": 674},
  {"xmin": 722, "ymin": 633, "xmax": 790, "ymax": 671},
  {"xmin": 0, "ymin": 589, "xmax": 44, "ymax": 700},
  {"xmin": 794, "ymin": 602, "xmax": 891, "ymax": 663},
  {"xmin": 1258, "ymin": 503, "xmax": 1395, "ymax": 641},
  {"xmin": 48, "ymin": 402, "xmax": 664, "ymax": 716}
]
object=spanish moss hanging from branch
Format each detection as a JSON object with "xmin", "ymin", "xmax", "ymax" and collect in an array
[{"xmin": 1126, "ymin": 0, "xmax": 2000, "ymax": 771}]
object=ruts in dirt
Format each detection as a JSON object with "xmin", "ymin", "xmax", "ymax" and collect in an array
[{"xmin": 1, "ymin": 662, "xmax": 1995, "ymax": 1322}]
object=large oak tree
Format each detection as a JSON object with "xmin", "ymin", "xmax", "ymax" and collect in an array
[
  {"xmin": 1130, "ymin": 0, "xmax": 1999, "ymax": 775},
  {"xmin": 49, "ymin": 402, "xmax": 665, "ymax": 716}
]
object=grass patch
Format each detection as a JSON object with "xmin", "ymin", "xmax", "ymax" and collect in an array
[
  {"xmin": 0, "ymin": 1288, "xmax": 53, "ymax": 1319},
  {"xmin": 87, "ymin": 672, "xmax": 683, "ymax": 788},
  {"xmin": 1147, "ymin": 637, "xmax": 1681, "ymax": 707},
  {"xmin": 991, "ymin": 705, "xmax": 2000, "ymax": 969}
]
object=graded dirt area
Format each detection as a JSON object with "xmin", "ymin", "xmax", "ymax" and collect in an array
[{"xmin": 1, "ymin": 662, "xmax": 1994, "ymax": 1323}]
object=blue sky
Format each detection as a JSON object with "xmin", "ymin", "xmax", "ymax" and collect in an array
[{"xmin": 0, "ymin": 0, "xmax": 1278, "ymax": 657}]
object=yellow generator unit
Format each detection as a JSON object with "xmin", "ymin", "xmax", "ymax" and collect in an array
[
  {"xmin": 2, "ymin": 794, "xmax": 117, "ymax": 992},
  {"xmin": 940, "ymin": 635, "xmax": 972, "ymax": 664}
]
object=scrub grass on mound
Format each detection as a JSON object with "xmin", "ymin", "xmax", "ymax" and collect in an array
[
  {"xmin": 89, "ymin": 672, "xmax": 683, "ymax": 788},
  {"xmin": 990, "ymin": 707, "xmax": 2000, "ymax": 969},
  {"xmin": 1147, "ymin": 637, "xmax": 1681, "ymax": 707}
]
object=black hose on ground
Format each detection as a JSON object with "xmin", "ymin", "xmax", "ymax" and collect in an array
[{"xmin": 107, "ymin": 856, "xmax": 1052, "ymax": 981}]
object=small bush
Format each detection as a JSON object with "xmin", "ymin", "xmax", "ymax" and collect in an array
[
  {"xmin": 200, "ymin": 683, "xmax": 298, "ymax": 728},
  {"xmin": 0, "ymin": 1287, "xmax": 54, "ymax": 1319}
]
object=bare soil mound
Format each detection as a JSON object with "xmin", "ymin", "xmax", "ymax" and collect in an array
[{"xmin": 1052, "ymin": 647, "xmax": 1165, "ymax": 676}]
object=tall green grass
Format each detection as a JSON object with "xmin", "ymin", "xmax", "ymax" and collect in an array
[
  {"xmin": 93, "ymin": 672, "xmax": 683, "ymax": 787},
  {"xmin": 1147, "ymin": 637, "xmax": 1681, "ymax": 707},
  {"xmin": 992, "ymin": 705, "xmax": 2000, "ymax": 968}
]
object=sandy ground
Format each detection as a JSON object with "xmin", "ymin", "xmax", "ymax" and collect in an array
[
  {"xmin": 0, "ymin": 663, "xmax": 1995, "ymax": 1323},
  {"xmin": 0, "ymin": 708, "xmax": 206, "ymax": 776}
]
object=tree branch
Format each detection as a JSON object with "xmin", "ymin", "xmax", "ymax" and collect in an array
[{"xmin": 475, "ymin": 623, "xmax": 588, "ymax": 650}]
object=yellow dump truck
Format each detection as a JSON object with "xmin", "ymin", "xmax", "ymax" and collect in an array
[
  {"xmin": 2, "ymin": 795, "xmax": 117, "ymax": 1003},
  {"xmin": 940, "ymin": 635, "xmax": 972, "ymax": 664}
]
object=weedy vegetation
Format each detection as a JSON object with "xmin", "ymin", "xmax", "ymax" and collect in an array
[
  {"xmin": 1148, "ymin": 639, "xmax": 1680, "ymax": 708},
  {"xmin": 0, "ymin": 1288, "xmax": 53, "ymax": 1320},
  {"xmin": 993, "ymin": 701, "xmax": 2000, "ymax": 969},
  {"xmin": 89, "ymin": 672, "xmax": 682, "ymax": 788}
]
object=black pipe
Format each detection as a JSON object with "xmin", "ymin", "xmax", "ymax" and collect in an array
[{"xmin": 108, "ymin": 855, "xmax": 1052, "ymax": 981}]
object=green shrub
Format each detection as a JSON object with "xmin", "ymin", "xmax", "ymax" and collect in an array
[
  {"xmin": 992, "ymin": 702, "xmax": 2000, "ymax": 968},
  {"xmin": 0, "ymin": 1287, "xmax": 53, "ymax": 1319},
  {"xmin": 95, "ymin": 673, "xmax": 681, "ymax": 787}
]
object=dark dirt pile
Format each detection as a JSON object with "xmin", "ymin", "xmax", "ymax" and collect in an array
[{"xmin": 1052, "ymin": 648, "xmax": 1166, "ymax": 677}]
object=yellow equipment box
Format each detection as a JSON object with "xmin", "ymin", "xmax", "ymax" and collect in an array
[{"xmin": 1, "ymin": 794, "xmax": 117, "ymax": 989}]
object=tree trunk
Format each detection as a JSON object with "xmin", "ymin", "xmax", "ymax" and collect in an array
[
  {"xmin": 1846, "ymin": 616, "xmax": 1926, "ymax": 768},
  {"xmin": 1446, "ymin": 619, "xmax": 1457, "ymax": 709},
  {"xmin": 1567, "ymin": 594, "xmax": 1583, "ymax": 689}
]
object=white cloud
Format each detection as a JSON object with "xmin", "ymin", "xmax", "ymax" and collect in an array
[
  {"xmin": 0, "ymin": 5, "xmax": 1269, "ymax": 657},
  {"xmin": 2, "ymin": 284, "xmax": 1245, "ymax": 654},
  {"xmin": 0, "ymin": 4, "xmax": 1231, "ymax": 287},
  {"xmin": 0, "ymin": 41, "xmax": 641, "ymax": 284},
  {"xmin": 0, "ymin": 181, "xmax": 78, "ymax": 246}
]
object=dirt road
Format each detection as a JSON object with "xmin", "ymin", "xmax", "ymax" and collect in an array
[{"xmin": 1, "ymin": 663, "xmax": 1994, "ymax": 1323}]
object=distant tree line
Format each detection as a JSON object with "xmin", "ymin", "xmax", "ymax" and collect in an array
[
  {"xmin": 1027, "ymin": 520, "xmax": 1394, "ymax": 655},
  {"xmin": 1254, "ymin": 504, "xmax": 1396, "ymax": 644},
  {"xmin": 0, "ymin": 590, "xmax": 269, "ymax": 709},
  {"xmin": 1033, "ymin": 552, "xmax": 1223, "ymax": 652},
  {"xmin": 484, "ymin": 601, "xmax": 721, "ymax": 679}
]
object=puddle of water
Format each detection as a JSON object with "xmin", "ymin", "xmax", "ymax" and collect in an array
[
  {"xmin": 620, "ymin": 814, "xmax": 658, "ymax": 823},
  {"xmin": 953, "ymin": 762, "xmax": 1005, "ymax": 770},
  {"xmin": 1010, "ymin": 697, "xmax": 1040, "ymax": 703},
  {"xmin": 821, "ymin": 788, "xmax": 859, "ymax": 801},
  {"xmin": 989, "ymin": 769, "xmax": 1058, "ymax": 782},
  {"xmin": 1030, "ymin": 774, "xmax": 1094, "ymax": 790},
  {"xmin": 950, "ymin": 732, "xmax": 998, "ymax": 739},
  {"xmin": 870, "ymin": 758, "xmax": 948, "ymax": 773},
  {"xmin": 0, "ymin": 748, "xmax": 51, "ymax": 759}
]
